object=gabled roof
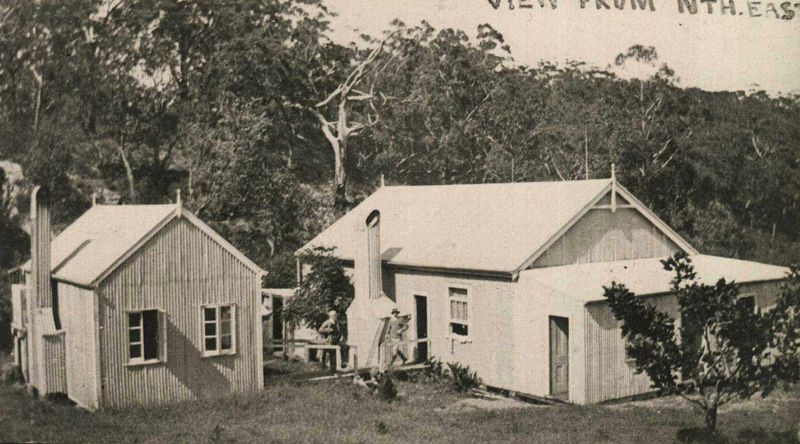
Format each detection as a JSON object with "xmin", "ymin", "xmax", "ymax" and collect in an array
[
  {"xmin": 519, "ymin": 255, "xmax": 790, "ymax": 304},
  {"xmin": 301, "ymin": 179, "xmax": 696, "ymax": 275},
  {"xmin": 25, "ymin": 204, "xmax": 264, "ymax": 288}
]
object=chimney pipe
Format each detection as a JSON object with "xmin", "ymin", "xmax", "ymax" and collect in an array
[
  {"xmin": 30, "ymin": 186, "xmax": 52, "ymax": 308},
  {"xmin": 365, "ymin": 210, "xmax": 381, "ymax": 300}
]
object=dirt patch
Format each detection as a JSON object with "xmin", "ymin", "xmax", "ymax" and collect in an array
[
  {"xmin": 436, "ymin": 391, "xmax": 539, "ymax": 413},
  {"xmin": 608, "ymin": 388, "xmax": 798, "ymax": 415}
]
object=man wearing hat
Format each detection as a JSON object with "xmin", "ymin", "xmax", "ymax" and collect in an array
[
  {"xmin": 387, "ymin": 307, "xmax": 409, "ymax": 365},
  {"xmin": 318, "ymin": 310, "xmax": 340, "ymax": 371}
]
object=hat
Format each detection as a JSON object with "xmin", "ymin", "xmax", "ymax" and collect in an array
[{"xmin": 391, "ymin": 307, "xmax": 400, "ymax": 314}]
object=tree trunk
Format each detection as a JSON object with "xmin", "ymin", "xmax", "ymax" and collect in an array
[
  {"xmin": 705, "ymin": 406, "xmax": 717, "ymax": 433},
  {"xmin": 333, "ymin": 100, "xmax": 349, "ymax": 211},
  {"xmin": 115, "ymin": 137, "xmax": 137, "ymax": 204},
  {"xmin": 33, "ymin": 74, "xmax": 42, "ymax": 136}
]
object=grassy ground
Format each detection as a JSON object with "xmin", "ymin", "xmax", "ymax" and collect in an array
[
  {"xmin": 1, "ymin": 377, "xmax": 798, "ymax": 443},
  {"xmin": 1, "ymin": 358, "xmax": 798, "ymax": 443}
]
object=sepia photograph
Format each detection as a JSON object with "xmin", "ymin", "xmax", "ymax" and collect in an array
[{"xmin": 0, "ymin": 0, "xmax": 799, "ymax": 442}]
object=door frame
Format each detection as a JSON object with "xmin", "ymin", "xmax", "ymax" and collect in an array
[
  {"xmin": 413, "ymin": 293, "xmax": 429, "ymax": 362},
  {"xmin": 549, "ymin": 315, "xmax": 569, "ymax": 399}
]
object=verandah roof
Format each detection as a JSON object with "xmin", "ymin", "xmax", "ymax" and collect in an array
[{"xmin": 518, "ymin": 255, "xmax": 790, "ymax": 304}]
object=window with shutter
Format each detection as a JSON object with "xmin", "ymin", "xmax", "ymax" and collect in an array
[{"xmin": 127, "ymin": 309, "xmax": 166, "ymax": 365}]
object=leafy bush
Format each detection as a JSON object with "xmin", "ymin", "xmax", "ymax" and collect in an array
[
  {"xmin": 445, "ymin": 362, "xmax": 481, "ymax": 393},
  {"xmin": 376, "ymin": 371, "xmax": 397, "ymax": 402},
  {"xmin": 283, "ymin": 247, "xmax": 354, "ymax": 337},
  {"xmin": 603, "ymin": 252, "xmax": 800, "ymax": 434},
  {"xmin": 1, "ymin": 362, "xmax": 23, "ymax": 385}
]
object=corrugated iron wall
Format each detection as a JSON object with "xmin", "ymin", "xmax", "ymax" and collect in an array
[
  {"xmin": 11, "ymin": 284, "xmax": 26, "ymax": 329},
  {"xmin": 533, "ymin": 208, "xmax": 680, "ymax": 268},
  {"xmin": 42, "ymin": 332, "xmax": 67, "ymax": 394},
  {"xmin": 583, "ymin": 281, "xmax": 783, "ymax": 403},
  {"xmin": 58, "ymin": 282, "xmax": 100, "ymax": 409},
  {"xmin": 30, "ymin": 186, "xmax": 52, "ymax": 308},
  {"xmin": 584, "ymin": 294, "xmax": 676, "ymax": 403},
  {"xmin": 98, "ymin": 218, "xmax": 261, "ymax": 408}
]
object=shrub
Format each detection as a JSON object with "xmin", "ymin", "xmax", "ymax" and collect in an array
[
  {"xmin": 376, "ymin": 371, "xmax": 397, "ymax": 402},
  {"xmin": 1, "ymin": 362, "xmax": 23, "ymax": 385},
  {"xmin": 445, "ymin": 362, "xmax": 481, "ymax": 393},
  {"xmin": 284, "ymin": 247, "xmax": 354, "ymax": 338},
  {"xmin": 603, "ymin": 252, "xmax": 800, "ymax": 434}
]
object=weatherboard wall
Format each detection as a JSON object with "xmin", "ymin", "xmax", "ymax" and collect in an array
[
  {"xmin": 532, "ymin": 207, "xmax": 682, "ymax": 268},
  {"xmin": 390, "ymin": 270, "xmax": 518, "ymax": 392},
  {"xmin": 97, "ymin": 217, "xmax": 262, "ymax": 408}
]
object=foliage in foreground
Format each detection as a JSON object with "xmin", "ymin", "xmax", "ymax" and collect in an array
[
  {"xmin": 603, "ymin": 252, "xmax": 800, "ymax": 433},
  {"xmin": 445, "ymin": 361, "xmax": 482, "ymax": 393},
  {"xmin": 1, "ymin": 377, "xmax": 798, "ymax": 443},
  {"xmin": 283, "ymin": 247, "xmax": 354, "ymax": 338},
  {"xmin": 409, "ymin": 358, "xmax": 481, "ymax": 393}
]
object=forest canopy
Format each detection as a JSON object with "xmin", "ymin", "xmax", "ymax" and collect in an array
[{"xmin": 1, "ymin": 0, "xmax": 799, "ymax": 289}]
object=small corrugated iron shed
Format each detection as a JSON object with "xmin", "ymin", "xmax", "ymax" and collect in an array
[{"xmin": 18, "ymin": 202, "xmax": 265, "ymax": 409}]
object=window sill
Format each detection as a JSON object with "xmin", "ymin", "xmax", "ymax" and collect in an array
[
  {"xmin": 446, "ymin": 336, "xmax": 472, "ymax": 344},
  {"xmin": 126, "ymin": 359, "xmax": 164, "ymax": 367},
  {"xmin": 202, "ymin": 351, "xmax": 237, "ymax": 358}
]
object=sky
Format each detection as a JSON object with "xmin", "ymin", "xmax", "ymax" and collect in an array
[{"xmin": 324, "ymin": 0, "xmax": 800, "ymax": 95}]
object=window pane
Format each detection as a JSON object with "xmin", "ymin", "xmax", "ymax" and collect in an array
[
  {"xmin": 129, "ymin": 312, "xmax": 141, "ymax": 327},
  {"xmin": 129, "ymin": 328, "xmax": 141, "ymax": 343},
  {"xmin": 205, "ymin": 338, "xmax": 217, "ymax": 351},
  {"xmin": 205, "ymin": 323, "xmax": 216, "ymax": 336},
  {"xmin": 220, "ymin": 306, "xmax": 231, "ymax": 321},
  {"xmin": 204, "ymin": 307, "xmax": 216, "ymax": 321},
  {"xmin": 451, "ymin": 323, "xmax": 468, "ymax": 336},
  {"xmin": 143, "ymin": 310, "xmax": 159, "ymax": 360},
  {"xmin": 449, "ymin": 287, "xmax": 468, "ymax": 298},
  {"xmin": 450, "ymin": 300, "xmax": 468, "ymax": 321},
  {"xmin": 130, "ymin": 344, "xmax": 141, "ymax": 359},
  {"xmin": 221, "ymin": 334, "xmax": 232, "ymax": 350}
]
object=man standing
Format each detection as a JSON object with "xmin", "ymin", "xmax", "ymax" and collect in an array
[
  {"xmin": 318, "ymin": 310, "xmax": 339, "ymax": 371},
  {"xmin": 388, "ymin": 308, "xmax": 409, "ymax": 366}
]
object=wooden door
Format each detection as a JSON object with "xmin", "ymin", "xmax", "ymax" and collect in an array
[
  {"xmin": 415, "ymin": 295, "xmax": 428, "ymax": 362},
  {"xmin": 272, "ymin": 296, "xmax": 284, "ymax": 340},
  {"xmin": 549, "ymin": 316, "xmax": 569, "ymax": 399}
]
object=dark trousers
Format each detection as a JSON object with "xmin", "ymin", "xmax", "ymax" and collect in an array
[{"xmin": 322, "ymin": 348, "xmax": 337, "ymax": 372}]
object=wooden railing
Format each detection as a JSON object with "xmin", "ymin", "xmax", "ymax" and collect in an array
[
  {"xmin": 377, "ymin": 337, "xmax": 431, "ymax": 372},
  {"xmin": 268, "ymin": 336, "xmax": 431, "ymax": 374},
  {"xmin": 268, "ymin": 339, "xmax": 351, "ymax": 372}
]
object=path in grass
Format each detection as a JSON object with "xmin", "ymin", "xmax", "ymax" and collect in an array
[{"xmin": 0, "ymin": 379, "xmax": 798, "ymax": 443}]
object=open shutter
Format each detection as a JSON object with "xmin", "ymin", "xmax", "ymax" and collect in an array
[
  {"xmin": 158, "ymin": 310, "xmax": 168, "ymax": 363},
  {"xmin": 232, "ymin": 304, "xmax": 238, "ymax": 354}
]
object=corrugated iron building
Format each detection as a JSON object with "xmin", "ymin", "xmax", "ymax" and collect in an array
[{"xmin": 13, "ymin": 191, "xmax": 264, "ymax": 409}]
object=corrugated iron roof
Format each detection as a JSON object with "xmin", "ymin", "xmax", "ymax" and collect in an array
[
  {"xmin": 300, "ymin": 179, "xmax": 613, "ymax": 273},
  {"xmin": 25, "ymin": 204, "xmax": 264, "ymax": 287},
  {"xmin": 519, "ymin": 255, "xmax": 790, "ymax": 304},
  {"xmin": 37, "ymin": 205, "xmax": 177, "ymax": 286}
]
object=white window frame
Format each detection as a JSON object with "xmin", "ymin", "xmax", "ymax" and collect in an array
[
  {"xmin": 445, "ymin": 284, "xmax": 472, "ymax": 342},
  {"xmin": 201, "ymin": 303, "xmax": 237, "ymax": 357},
  {"xmin": 126, "ymin": 308, "xmax": 167, "ymax": 366}
]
